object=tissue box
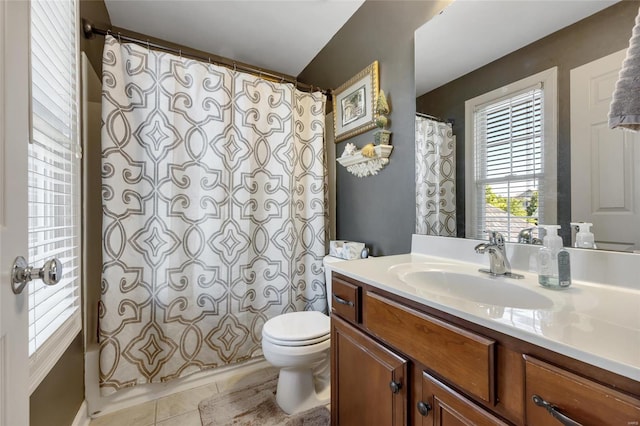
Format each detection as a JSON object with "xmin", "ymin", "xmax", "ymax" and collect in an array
[{"xmin": 329, "ymin": 240, "xmax": 366, "ymax": 260}]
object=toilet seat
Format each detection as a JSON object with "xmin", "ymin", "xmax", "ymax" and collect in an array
[
  {"xmin": 262, "ymin": 332, "xmax": 329, "ymax": 347},
  {"xmin": 262, "ymin": 311, "xmax": 330, "ymax": 347}
]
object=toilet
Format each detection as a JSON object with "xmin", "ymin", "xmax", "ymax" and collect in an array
[{"xmin": 261, "ymin": 255, "xmax": 344, "ymax": 414}]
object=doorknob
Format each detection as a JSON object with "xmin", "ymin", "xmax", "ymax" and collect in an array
[{"xmin": 11, "ymin": 256, "xmax": 63, "ymax": 294}]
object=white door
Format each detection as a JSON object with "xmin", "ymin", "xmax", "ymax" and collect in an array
[
  {"xmin": 570, "ymin": 49, "xmax": 640, "ymax": 252},
  {"xmin": 0, "ymin": 0, "xmax": 31, "ymax": 425}
]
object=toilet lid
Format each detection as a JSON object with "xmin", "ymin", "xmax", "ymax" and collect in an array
[{"xmin": 262, "ymin": 311, "xmax": 330, "ymax": 345}]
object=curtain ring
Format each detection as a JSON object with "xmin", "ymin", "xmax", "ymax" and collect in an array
[
  {"xmin": 280, "ymin": 76, "xmax": 285, "ymax": 84},
  {"xmin": 146, "ymin": 40, "xmax": 150, "ymax": 52},
  {"xmin": 117, "ymin": 32, "xmax": 121, "ymax": 43},
  {"xmin": 106, "ymin": 29, "xmax": 112, "ymax": 36},
  {"xmin": 233, "ymin": 62, "xmax": 237, "ymax": 72},
  {"xmin": 179, "ymin": 49, "xmax": 182, "ymax": 60}
]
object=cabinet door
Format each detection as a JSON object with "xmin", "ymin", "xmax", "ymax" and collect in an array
[
  {"xmin": 418, "ymin": 372, "xmax": 508, "ymax": 426},
  {"xmin": 331, "ymin": 315, "xmax": 408, "ymax": 426}
]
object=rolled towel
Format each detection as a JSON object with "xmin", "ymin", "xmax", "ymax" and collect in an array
[{"xmin": 609, "ymin": 6, "xmax": 640, "ymax": 131}]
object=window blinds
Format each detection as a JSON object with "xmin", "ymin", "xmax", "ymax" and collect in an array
[
  {"xmin": 28, "ymin": 0, "xmax": 80, "ymax": 356},
  {"xmin": 473, "ymin": 86, "xmax": 543, "ymax": 242}
]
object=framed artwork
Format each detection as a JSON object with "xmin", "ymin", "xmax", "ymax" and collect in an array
[{"xmin": 332, "ymin": 61, "xmax": 379, "ymax": 143}]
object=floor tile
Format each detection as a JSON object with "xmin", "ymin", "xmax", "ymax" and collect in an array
[
  {"xmin": 156, "ymin": 382, "xmax": 218, "ymax": 421},
  {"xmin": 89, "ymin": 401, "xmax": 156, "ymax": 426},
  {"xmin": 89, "ymin": 367, "xmax": 281, "ymax": 425},
  {"xmin": 216, "ymin": 366, "xmax": 278, "ymax": 392},
  {"xmin": 155, "ymin": 410, "xmax": 202, "ymax": 426}
]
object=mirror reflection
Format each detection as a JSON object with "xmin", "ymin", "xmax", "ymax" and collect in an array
[{"xmin": 415, "ymin": 0, "xmax": 640, "ymax": 252}]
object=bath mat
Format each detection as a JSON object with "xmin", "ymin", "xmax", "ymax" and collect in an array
[{"xmin": 198, "ymin": 376, "xmax": 330, "ymax": 426}]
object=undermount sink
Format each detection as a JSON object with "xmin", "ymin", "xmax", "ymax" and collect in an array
[{"xmin": 399, "ymin": 270, "xmax": 554, "ymax": 310}]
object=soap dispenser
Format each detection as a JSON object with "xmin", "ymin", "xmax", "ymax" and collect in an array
[
  {"xmin": 571, "ymin": 222, "xmax": 597, "ymax": 249},
  {"xmin": 538, "ymin": 225, "xmax": 571, "ymax": 289}
]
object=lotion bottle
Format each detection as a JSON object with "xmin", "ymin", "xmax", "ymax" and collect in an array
[
  {"xmin": 538, "ymin": 225, "xmax": 571, "ymax": 289},
  {"xmin": 570, "ymin": 222, "xmax": 597, "ymax": 249}
]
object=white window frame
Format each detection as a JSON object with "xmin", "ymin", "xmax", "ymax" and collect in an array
[
  {"xmin": 465, "ymin": 67, "xmax": 557, "ymax": 240},
  {"xmin": 28, "ymin": 0, "xmax": 82, "ymax": 394}
]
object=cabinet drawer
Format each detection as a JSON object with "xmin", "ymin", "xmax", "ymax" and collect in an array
[
  {"xmin": 419, "ymin": 372, "xmax": 508, "ymax": 426},
  {"xmin": 331, "ymin": 275, "xmax": 361, "ymax": 324},
  {"xmin": 364, "ymin": 292, "xmax": 496, "ymax": 404},
  {"xmin": 524, "ymin": 355, "xmax": 640, "ymax": 425}
]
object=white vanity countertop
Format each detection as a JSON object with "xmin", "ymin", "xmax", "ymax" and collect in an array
[{"xmin": 330, "ymin": 252, "xmax": 640, "ymax": 381}]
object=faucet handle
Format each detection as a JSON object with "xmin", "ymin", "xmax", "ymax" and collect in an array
[
  {"xmin": 484, "ymin": 229, "xmax": 497, "ymax": 244},
  {"xmin": 484, "ymin": 229, "xmax": 504, "ymax": 246},
  {"xmin": 518, "ymin": 227, "xmax": 536, "ymax": 244}
]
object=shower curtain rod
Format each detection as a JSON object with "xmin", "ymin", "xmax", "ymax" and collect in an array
[
  {"xmin": 416, "ymin": 112, "xmax": 454, "ymax": 125},
  {"xmin": 82, "ymin": 20, "xmax": 329, "ymax": 95},
  {"xmin": 416, "ymin": 112, "xmax": 446, "ymax": 123}
]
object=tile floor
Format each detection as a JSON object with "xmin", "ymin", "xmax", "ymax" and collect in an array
[{"xmin": 89, "ymin": 367, "xmax": 279, "ymax": 426}]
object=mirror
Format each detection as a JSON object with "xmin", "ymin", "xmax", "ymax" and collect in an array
[{"xmin": 415, "ymin": 0, "xmax": 640, "ymax": 252}]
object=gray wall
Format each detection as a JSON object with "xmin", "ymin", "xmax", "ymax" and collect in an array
[
  {"xmin": 81, "ymin": 0, "xmax": 112, "ymax": 75},
  {"xmin": 298, "ymin": 1, "xmax": 450, "ymax": 256},
  {"xmin": 416, "ymin": 1, "xmax": 638, "ymax": 242},
  {"xmin": 30, "ymin": 335, "xmax": 84, "ymax": 426}
]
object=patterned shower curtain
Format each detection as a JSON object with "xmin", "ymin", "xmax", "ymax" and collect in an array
[
  {"xmin": 415, "ymin": 116, "xmax": 456, "ymax": 236},
  {"xmin": 99, "ymin": 35, "xmax": 327, "ymax": 394}
]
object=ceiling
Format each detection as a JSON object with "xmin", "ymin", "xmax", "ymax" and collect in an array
[
  {"xmin": 104, "ymin": 0, "xmax": 365, "ymax": 78},
  {"xmin": 415, "ymin": 0, "xmax": 620, "ymax": 96},
  {"xmin": 103, "ymin": 1, "xmax": 621, "ymax": 92}
]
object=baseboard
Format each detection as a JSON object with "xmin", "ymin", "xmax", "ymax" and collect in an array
[{"xmin": 71, "ymin": 400, "xmax": 90, "ymax": 426}]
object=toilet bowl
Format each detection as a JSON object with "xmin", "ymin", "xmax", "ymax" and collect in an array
[{"xmin": 260, "ymin": 255, "xmax": 344, "ymax": 414}]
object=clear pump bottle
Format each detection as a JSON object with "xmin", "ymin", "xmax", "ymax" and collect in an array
[
  {"xmin": 538, "ymin": 225, "xmax": 571, "ymax": 289},
  {"xmin": 571, "ymin": 222, "xmax": 597, "ymax": 249}
]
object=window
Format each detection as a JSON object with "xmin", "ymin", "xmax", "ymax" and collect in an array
[
  {"xmin": 28, "ymin": 0, "xmax": 81, "ymax": 392},
  {"xmin": 465, "ymin": 68, "xmax": 557, "ymax": 242}
]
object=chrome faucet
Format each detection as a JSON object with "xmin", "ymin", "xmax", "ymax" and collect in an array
[
  {"xmin": 517, "ymin": 227, "xmax": 542, "ymax": 245},
  {"xmin": 475, "ymin": 231, "xmax": 523, "ymax": 278}
]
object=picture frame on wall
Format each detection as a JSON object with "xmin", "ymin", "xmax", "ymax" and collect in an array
[{"xmin": 332, "ymin": 61, "xmax": 379, "ymax": 143}]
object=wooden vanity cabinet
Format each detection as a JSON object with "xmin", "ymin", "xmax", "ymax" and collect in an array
[
  {"xmin": 331, "ymin": 275, "xmax": 362, "ymax": 325},
  {"xmin": 364, "ymin": 292, "xmax": 496, "ymax": 405},
  {"xmin": 524, "ymin": 355, "xmax": 640, "ymax": 425},
  {"xmin": 419, "ymin": 372, "xmax": 508, "ymax": 426},
  {"xmin": 330, "ymin": 272, "xmax": 640, "ymax": 426},
  {"xmin": 331, "ymin": 315, "xmax": 408, "ymax": 426}
]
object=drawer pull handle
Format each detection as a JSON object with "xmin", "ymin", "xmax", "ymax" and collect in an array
[
  {"xmin": 389, "ymin": 380, "xmax": 402, "ymax": 394},
  {"xmin": 417, "ymin": 401, "xmax": 432, "ymax": 416},
  {"xmin": 532, "ymin": 395, "xmax": 583, "ymax": 426},
  {"xmin": 332, "ymin": 293, "xmax": 354, "ymax": 307}
]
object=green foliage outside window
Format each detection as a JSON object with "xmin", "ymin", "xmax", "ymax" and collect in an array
[{"xmin": 485, "ymin": 186, "xmax": 538, "ymax": 224}]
